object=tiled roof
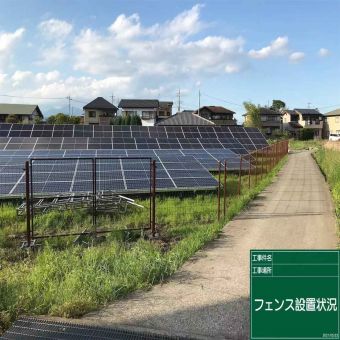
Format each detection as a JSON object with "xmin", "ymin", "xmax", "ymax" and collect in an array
[
  {"xmin": 119, "ymin": 99, "xmax": 159, "ymax": 109},
  {"xmin": 0, "ymin": 103, "xmax": 43, "ymax": 117},
  {"xmin": 325, "ymin": 108, "xmax": 340, "ymax": 117},
  {"xmin": 83, "ymin": 97, "xmax": 117, "ymax": 110},
  {"xmin": 294, "ymin": 108, "xmax": 323, "ymax": 116},
  {"xmin": 156, "ymin": 111, "xmax": 215, "ymax": 126},
  {"xmin": 196, "ymin": 106, "xmax": 235, "ymax": 115}
]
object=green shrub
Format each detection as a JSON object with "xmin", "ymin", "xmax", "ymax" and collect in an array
[{"xmin": 299, "ymin": 128, "xmax": 315, "ymax": 140}]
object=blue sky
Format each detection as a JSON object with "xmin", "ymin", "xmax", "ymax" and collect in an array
[{"xmin": 0, "ymin": 0, "xmax": 339, "ymax": 122}]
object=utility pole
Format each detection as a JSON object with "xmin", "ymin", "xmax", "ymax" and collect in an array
[
  {"xmin": 110, "ymin": 93, "xmax": 115, "ymax": 105},
  {"xmin": 198, "ymin": 89, "xmax": 201, "ymax": 116},
  {"xmin": 66, "ymin": 96, "xmax": 72, "ymax": 115},
  {"xmin": 307, "ymin": 102, "xmax": 311, "ymax": 109},
  {"xmin": 177, "ymin": 89, "xmax": 181, "ymax": 112}
]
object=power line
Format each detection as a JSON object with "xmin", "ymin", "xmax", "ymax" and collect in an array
[
  {"xmin": 200, "ymin": 92, "xmax": 243, "ymax": 107},
  {"xmin": 317, "ymin": 103, "xmax": 340, "ymax": 110},
  {"xmin": 0, "ymin": 94, "xmax": 66, "ymax": 100}
]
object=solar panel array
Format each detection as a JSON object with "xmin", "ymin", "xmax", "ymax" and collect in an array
[
  {"xmin": 0, "ymin": 154, "xmax": 218, "ymax": 196},
  {"xmin": 0, "ymin": 124, "xmax": 268, "ymax": 151},
  {"xmin": 0, "ymin": 124, "xmax": 266, "ymax": 197}
]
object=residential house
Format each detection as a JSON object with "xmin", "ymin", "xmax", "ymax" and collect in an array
[
  {"xmin": 158, "ymin": 101, "xmax": 173, "ymax": 119},
  {"xmin": 118, "ymin": 99, "xmax": 173, "ymax": 126},
  {"xmin": 194, "ymin": 106, "xmax": 237, "ymax": 125},
  {"xmin": 282, "ymin": 109, "xmax": 303, "ymax": 137},
  {"xmin": 0, "ymin": 103, "xmax": 43, "ymax": 123},
  {"xmin": 156, "ymin": 110, "xmax": 214, "ymax": 126},
  {"xmin": 295, "ymin": 109, "xmax": 324, "ymax": 139},
  {"xmin": 324, "ymin": 108, "xmax": 340, "ymax": 137},
  {"xmin": 244, "ymin": 107, "xmax": 282, "ymax": 136},
  {"xmin": 83, "ymin": 97, "xmax": 118, "ymax": 125}
]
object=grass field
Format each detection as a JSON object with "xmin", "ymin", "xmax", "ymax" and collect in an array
[
  {"xmin": 0, "ymin": 160, "xmax": 286, "ymax": 333},
  {"xmin": 313, "ymin": 147, "xmax": 340, "ymax": 239},
  {"xmin": 289, "ymin": 139, "xmax": 323, "ymax": 150}
]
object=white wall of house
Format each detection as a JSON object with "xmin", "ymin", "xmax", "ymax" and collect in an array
[{"xmin": 121, "ymin": 108, "xmax": 158, "ymax": 126}]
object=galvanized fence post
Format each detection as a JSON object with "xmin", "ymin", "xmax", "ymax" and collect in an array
[
  {"xmin": 255, "ymin": 149, "xmax": 258, "ymax": 186},
  {"xmin": 238, "ymin": 155, "xmax": 243, "ymax": 196},
  {"xmin": 152, "ymin": 160, "xmax": 156, "ymax": 237},
  {"xmin": 149, "ymin": 159, "xmax": 152, "ymax": 231},
  {"xmin": 261, "ymin": 148, "xmax": 264, "ymax": 180},
  {"xmin": 217, "ymin": 161, "xmax": 221, "ymax": 221},
  {"xmin": 30, "ymin": 159, "xmax": 34, "ymax": 241},
  {"xmin": 25, "ymin": 161, "xmax": 31, "ymax": 247},
  {"xmin": 92, "ymin": 158, "xmax": 97, "ymax": 235},
  {"xmin": 248, "ymin": 153, "xmax": 251, "ymax": 190},
  {"xmin": 223, "ymin": 160, "xmax": 227, "ymax": 218}
]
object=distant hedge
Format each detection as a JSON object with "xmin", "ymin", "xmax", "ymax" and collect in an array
[
  {"xmin": 299, "ymin": 128, "xmax": 314, "ymax": 140},
  {"xmin": 111, "ymin": 115, "xmax": 142, "ymax": 125}
]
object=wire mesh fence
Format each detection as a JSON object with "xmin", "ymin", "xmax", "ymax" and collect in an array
[
  {"xmin": 23, "ymin": 157, "xmax": 153, "ymax": 246},
  {"xmin": 16, "ymin": 139, "xmax": 288, "ymax": 248}
]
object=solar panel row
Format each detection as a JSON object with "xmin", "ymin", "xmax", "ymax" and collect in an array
[
  {"xmin": 0, "ymin": 125, "xmax": 266, "ymax": 197},
  {"xmin": 0, "ymin": 154, "xmax": 219, "ymax": 197},
  {"xmin": 0, "ymin": 136, "xmax": 263, "ymax": 153},
  {"xmin": 0, "ymin": 124, "xmax": 266, "ymax": 141}
]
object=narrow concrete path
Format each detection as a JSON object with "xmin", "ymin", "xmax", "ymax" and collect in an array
[{"xmin": 70, "ymin": 151, "xmax": 338, "ymax": 339}]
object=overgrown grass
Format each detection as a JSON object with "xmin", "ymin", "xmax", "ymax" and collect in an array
[
  {"xmin": 0, "ymin": 158, "xmax": 286, "ymax": 333},
  {"xmin": 313, "ymin": 147, "xmax": 340, "ymax": 239},
  {"xmin": 289, "ymin": 139, "xmax": 323, "ymax": 150}
]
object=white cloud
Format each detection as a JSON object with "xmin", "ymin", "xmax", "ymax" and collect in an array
[
  {"xmin": 160, "ymin": 4, "xmax": 204, "ymax": 38},
  {"xmin": 36, "ymin": 42, "xmax": 68, "ymax": 65},
  {"xmin": 35, "ymin": 70, "xmax": 60, "ymax": 82},
  {"xmin": 11, "ymin": 70, "xmax": 33, "ymax": 86},
  {"xmin": 37, "ymin": 19, "xmax": 73, "ymax": 65},
  {"xmin": 38, "ymin": 19, "xmax": 73, "ymax": 39},
  {"xmin": 225, "ymin": 64, "xmax": 241, "ymax": 74},
  {"xmin": 318, "ymin": 48, "xmax": 329, "ymax": 57},
  {"xmin": 108, "ymin": 14, "xmax": 141, "ymax": 39},
  {"xmin": 248, "ymin": 36, "xmax": 289, "ymax": 59},
  {"xmin": 0, "ymin": 28, "xmax": 25, "ymax": 70},
  {"xmin": 0, "ymin": 73, "xmax": 7, "ymax": 86},
  {"xmin": 74, "ymin": 5, "xmax": 245, "ymax": 82},
  {"xmin": 289, "ymin": 51, "xmax": 305, "ymax": 63}
]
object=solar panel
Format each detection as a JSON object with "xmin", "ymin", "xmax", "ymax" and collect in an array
[
  {"xmin": 0, "ymin": 124, "xmax": 267, "ymax": 140},
  {"xmin": 0, "ymin": 153, "xmax": 219, "ymax": 197},
  {"xmin": 0, "ymin": 125, "xmax": 268, "ymax": 197}
]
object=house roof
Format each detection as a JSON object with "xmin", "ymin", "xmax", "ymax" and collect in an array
[
  {"xmin": 283, "ymin": 109, "xmax": 298, "ymax": 115},
  {"xmin": 156, "ymin": 111, "xmax": 215, "ymax": 126},
  {"xmin": 294, "ymin": 108, "xmax": 323, "ymax": 116},
  {"xmin": 119, "ymin": 99, "xmax": 159, "ymax": 109},
  {"xmin": 196, "ymin": 106, "xmax": 235, "ymax": 115},
  {"xmin": 325, "ymin": 108, "xmax": 340, "ymax": 117},
  {"xmin": 83, "ymin": 97, "xmax": 117, "ymax": 110},
  {"xmin": 0, "ymin": 103, "xmax": 43, "ymax": 117}
]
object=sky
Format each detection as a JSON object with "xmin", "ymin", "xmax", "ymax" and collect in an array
[{"xmin": 0, "ymin": 0, "xmax": 339, "ymax": 123}]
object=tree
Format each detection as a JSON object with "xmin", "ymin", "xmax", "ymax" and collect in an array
[
  {"xmin": 130, "ymin": 115, "xmax": 142, "ymax": 125},
  {"xmin": 300, "ymin": 128, "xmax": 314, "ymax": 140},
  {"xmin": 33, "ymin": 115, "xmax": 43, "ymax": 124},
  {"xmin": 243, "ymin": 102, "xmax": 262, "ymax": 128},
  {"xmin": 124, "ymin": 115, "xmax": 132, "ymax": 125},
  {"xmin": 271, "ymin": 100, "xmax": 286, "ymax": 111},
  {"xmin": 5, "ymin": 114, "xmax": 18, "ymax": 123},
  {"xmin": 46, "ymin": 113, "xmax": 81, "ymax": 124}
]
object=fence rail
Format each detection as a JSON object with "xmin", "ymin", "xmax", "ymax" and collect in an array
[{"xmin": 21, "ymin": 140, "xmax": 288, "ymax": 247}]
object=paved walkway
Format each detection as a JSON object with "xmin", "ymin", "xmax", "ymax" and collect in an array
[{"xmin": 63, "ymin": 151, "xmax": 338, "ymax": 339}]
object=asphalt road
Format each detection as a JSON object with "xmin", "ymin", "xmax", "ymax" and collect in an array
[{"xmin": 57, "ymin": 151, "xmax": 339, "ymax": 339}]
